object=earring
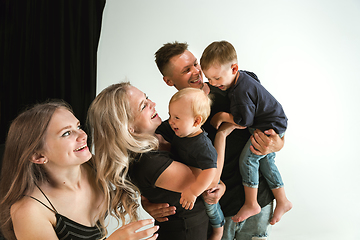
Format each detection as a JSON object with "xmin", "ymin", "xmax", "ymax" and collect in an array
[{"xmin": 43, "ymin": 159, "xmax": 48, "ymax": 164}]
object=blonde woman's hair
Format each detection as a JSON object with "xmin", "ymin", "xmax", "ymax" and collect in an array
[
  {"xmin": 200, "ymin": 40, "xmax": 238, "ymax": 71},
  {"xmin": 87, "ymin": 82, "xmax": 159, "ymax": 230},
  {"xmin": 169, "ymin": 87, "xmax": 212, "ymax": 125}
]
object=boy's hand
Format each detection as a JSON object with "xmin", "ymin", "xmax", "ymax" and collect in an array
[{"xmin": 180, "ymin": 188, "xmax": 197, "ymax": 210}]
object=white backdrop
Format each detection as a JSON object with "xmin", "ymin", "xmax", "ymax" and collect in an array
[{"xmin": 97, "ymin": 1, "xmax": 360, "ymax": 239}]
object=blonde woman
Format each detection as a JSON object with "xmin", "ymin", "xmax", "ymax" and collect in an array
[
  {"xmin": 0, "ymin": 100, "xmax": 158, "ymax": 240},
  {"xmin": 87, "ymin": 82, "xmax": 237, "ymax": 240}
]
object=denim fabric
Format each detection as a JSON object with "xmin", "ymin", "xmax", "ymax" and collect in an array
[
  {"xmin": 222, "ymin": 201, "xmax": 273, "ymax": 240},
  {"xmin": 239, "ymin": 130, "xmax": 285, "ymax": 189},
  {"xmin": 204, "ymin": 200, "xmax": 225, "ymax": 228}
]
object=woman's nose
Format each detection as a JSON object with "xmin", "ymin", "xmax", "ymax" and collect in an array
[{"xmin": 77, "ymin": 129, "xmax": 87, "ymax": 141}]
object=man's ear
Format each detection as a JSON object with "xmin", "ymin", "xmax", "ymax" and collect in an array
[
  {"xmin": 231, "ymin": 63, "xmax": 239, "ymax": 74},
  {"xmin": 163, "ymin": 76, "xmax": 174, "ymax": 87},
  {"xmin": 193, "ymin": 116, "xmax": 203, "ymax": 127},
  {"xmin": 31, "ymin": 152, "xmax": 47, "ymax": 164}
]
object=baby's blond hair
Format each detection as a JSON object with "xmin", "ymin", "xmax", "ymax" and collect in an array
[{"xmin": 169, "ymin": 88, "xmax": 212, "ymax": 125}]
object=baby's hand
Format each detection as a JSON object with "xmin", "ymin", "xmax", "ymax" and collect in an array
[{"xmin": 180, "ymin": 188, "xmax": 197, "ymax": 210}]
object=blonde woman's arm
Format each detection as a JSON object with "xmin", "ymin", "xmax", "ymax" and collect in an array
[
  {"xmin": 155, "ymin": 160, "xmax": 198, "ymax": 193},
  {"xmin": 107, "ymin": 219, "xmax": 159, "ymax": 240}
]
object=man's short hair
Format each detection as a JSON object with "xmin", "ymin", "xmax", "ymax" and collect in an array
[{"xmin": 155, "ymin": 42, "xmax": 188, "ymax": 76}]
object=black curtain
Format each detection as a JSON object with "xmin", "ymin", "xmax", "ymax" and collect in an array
[{"xmin": 0, "ymin": 0, "xmax": 106, "ymax": 144}]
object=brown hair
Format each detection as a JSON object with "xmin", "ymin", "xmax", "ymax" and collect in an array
[
  {"xmin": 200, "ymin": 40, "xmax": 237, "ymax": 71},
  {"xmin": 155, "ymin": 41, "xmax": 189, "ymax": 76},
  {"xmin": 0, "ymin": 100, "xmax": 74, "ymax": 240}
]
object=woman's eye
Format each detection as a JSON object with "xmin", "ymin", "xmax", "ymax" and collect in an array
[
  {"xmin": 141, "ymin": 96, "xmax": 149, "ymax": 111},
  {"xmin": 62, "ymin": 131, "xmax": 71, "ymax": 137}
]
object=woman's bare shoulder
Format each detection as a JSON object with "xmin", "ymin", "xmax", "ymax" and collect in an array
[{"xmin": 11, "ymin": 187, "xmax": 56, "ymax": 226}]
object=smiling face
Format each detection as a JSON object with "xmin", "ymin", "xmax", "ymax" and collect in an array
[
  {"xmin": 168, "ymin": 98, "xmax": 202, "ymax": 138},
  {"xmin": 203, "ymin": 62, "xmax": 238, "ymax": 91},
  {"xmin": 127, "ymin": 86, "xmax": 162, "ymax": 135},
  {"xmin": 164, "ymin": 50, "xmax": 204, "ymax": 90},
  {"xmin": 41, "ymin": 108, "xmax": 92, "ymax": 167}
]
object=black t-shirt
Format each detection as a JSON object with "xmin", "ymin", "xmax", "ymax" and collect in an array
[
  {"xmin": 129, "ymin": 151, "xmax": 206, "ymax": 220},
  {"xmin": 156, "ymin": 81, "xmax": 274, "ymax": 217},
  {"xmin": 171, "ymin": 131, "xmax": 217, "ymax": 170}
]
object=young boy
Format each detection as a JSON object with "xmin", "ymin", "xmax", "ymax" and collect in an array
[
  {"xmin": 200, "ymin": 40, "xmax": 292, "ymax": 225},
  {"xmin": 168, "ymin": 87, "xmax": 227, "ymax": 240}
]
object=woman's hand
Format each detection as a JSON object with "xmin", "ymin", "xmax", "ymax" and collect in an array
[
  {"xmin": 250, "ymin": 129, "xmax": 284, "ymax": 155},
  {"xmin": 107, "ymin": 219, "xmax": 159, "ymax": 240},
  {"xmin": 141, "ymin": 196, "xmax": 176, "ymax": 222},
  {"xmin": 202, "ymin": 181, "xmax": 226, "ymax": 205}
]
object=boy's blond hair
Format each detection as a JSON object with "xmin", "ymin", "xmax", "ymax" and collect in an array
[
  {"xmin": 200, "ymin": 40, "xmax": 237, "ymax": 71},
  {"xmin": 169, "ymin": 88, "xmax": 212, "ymax": 125}
]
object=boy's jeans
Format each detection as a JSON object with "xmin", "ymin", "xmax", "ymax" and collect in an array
[
  {"xmin": 204, "ymin": 199, "xmax": 225, "ymax": 228},
  {"xmin": 240, "ymin": 130, "xmax": 285, "ymax": 189}
]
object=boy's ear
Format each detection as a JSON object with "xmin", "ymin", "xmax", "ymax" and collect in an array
[
  {"xmin": 231, "ymin": 63, "xmax": 239, "ymax": 74},
  {"xmin": 163, "ymin": 76, "xmax": 174, "ymax": 87},
  {"xmin": 31, "ymin": 152, "xmax": 47, "ymax": 164},
  {"xmin": 193, "ymin": 116, "xmax": 203, "ymax": 127}
]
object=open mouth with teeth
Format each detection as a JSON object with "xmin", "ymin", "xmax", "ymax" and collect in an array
[
  {"xmin": 151, "ymin": 111, "xmax": 158, "ymax": 119},
  {"xmin": 74, "ymin": 145, "xmax": 88, "ymax": 152},
  {"xmin": 189, "ymin": 75, "xmax": 202, "ymax": 84}
]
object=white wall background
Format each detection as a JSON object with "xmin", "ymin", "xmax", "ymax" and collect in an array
[{"xmin": 97, "ymin": 1, "xmax": 360, "ymax": 239}]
